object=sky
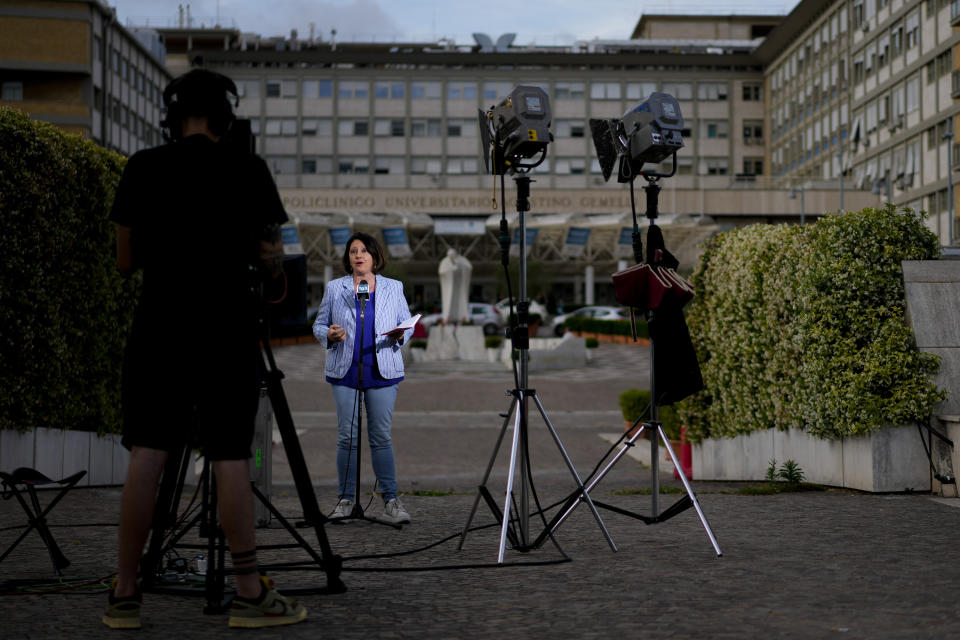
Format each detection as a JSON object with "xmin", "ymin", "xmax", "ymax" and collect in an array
[{"xmin": 112, "ymin": 0, "xmax": 799, "ymax": 45}]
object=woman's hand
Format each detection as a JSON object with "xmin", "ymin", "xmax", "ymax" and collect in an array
[
  {"xmin": 384, "ymin": 328, "xmax": 405, "ymax": 341},
  {"xmin": 328, "ymin": 324, "xmax": 346, "ymax": 344}
]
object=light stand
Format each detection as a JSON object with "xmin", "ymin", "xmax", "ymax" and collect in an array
[
  {"xmin": 459, "ymin": 174, "xmax": 616, "ymax": 563},
  {"xmin": 541, "ymin": 165, "xmax": 721, "ymax": 557}
]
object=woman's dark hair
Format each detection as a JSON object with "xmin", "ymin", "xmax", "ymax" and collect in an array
[{"xmin": 342, "ymin": 232, "xmax": 386, "ymax": 274}]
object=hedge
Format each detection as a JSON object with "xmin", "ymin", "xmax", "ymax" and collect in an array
[
  {"xmin": 0, "ymin": 107, "xmax": 134, "ymax": 434},
  {"xmin": 678, "ymin": 205, "xmax": 945, "ymax": 442},
  {"xmin": 564, "ymin": 316, "xmax": 649, "ymax": 340}
]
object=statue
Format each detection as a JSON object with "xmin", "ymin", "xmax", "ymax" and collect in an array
[{"xmin": 438, "ymin": 248, "xmax": 472, "ymax": 324}]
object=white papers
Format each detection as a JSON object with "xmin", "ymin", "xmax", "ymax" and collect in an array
[{"xmin": 382, "ymin": 313, "xmax": 421, "ymax": 335}]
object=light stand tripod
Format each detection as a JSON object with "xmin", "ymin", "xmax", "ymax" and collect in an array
[
  {"xmin": 459, "ymin": 174, "xmax": 616, "ymax": 563},
  {"xmin": 140, "ymin": 315, "xmax": 346, "ymax": 611},
  {"xmin": 333, "ymin": 285, "xmax": 401, "ymax": 529},
  {"xmin": 537, "ymin": 172, "xmax": 721, "ymax": 557}
]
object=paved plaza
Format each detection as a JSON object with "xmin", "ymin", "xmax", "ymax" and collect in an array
[{"xmin": 2, "ymin": 343, "xmax": 960, "ymax": 638}]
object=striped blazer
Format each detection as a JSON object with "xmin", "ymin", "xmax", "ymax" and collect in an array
[{"xmin": 312, "ymin": 274, "xmax": 413, "ymax": 381}]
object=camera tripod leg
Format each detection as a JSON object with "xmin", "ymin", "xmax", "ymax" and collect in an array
[{"xmin": 458, "ymin": 394, "xmax": 518, "ymax": 551}]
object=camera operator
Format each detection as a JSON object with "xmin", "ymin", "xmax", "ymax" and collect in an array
[{"xmin": 103, "ymin": 69, "xmax": 306, "ymax": 630}]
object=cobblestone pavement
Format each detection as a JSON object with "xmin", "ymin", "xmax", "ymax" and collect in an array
[{"xmin": 3, "ymin": 343, "xmax": 960, "ymax": 638}]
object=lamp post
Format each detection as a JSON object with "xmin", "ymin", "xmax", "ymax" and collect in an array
[
  {"xmin": 789, "ymin": 184, "xmax": 806, "ymax": 225},
  {"xmin": 837, "ymin": 147, "xmax": 844, "ymax": 212}
]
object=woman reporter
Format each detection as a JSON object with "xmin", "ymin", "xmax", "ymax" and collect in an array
[{"xmin": 312, "ymin": 232, "xmax": 413, "ymax": 524}]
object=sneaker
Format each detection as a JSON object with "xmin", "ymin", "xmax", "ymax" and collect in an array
[
  {"xmin": 381, "ymin": 497, "xmax": 411, "ymax": 524},
  {"xmin": 330, "ymin": 498, "xmax": 353, "ymax": 520},
  {"xmin": 102, "ymin": 578, "xmax": 142, "ymax": 630},
  {"xmin": 228, "ymin": 575, "xmax": 307, "ymax": 628}
]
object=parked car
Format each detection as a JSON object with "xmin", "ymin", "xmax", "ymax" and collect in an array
[
  {"xmin": 550, "ymin": 305, "xmax": 628, "ymax": 336},
  {"xmin": 494, "ymin": 298, "xmax": 548, "ymax": 320},
  {"xmin": 418, "ymin": 302, "xmax": 505, "ymax": 336}
]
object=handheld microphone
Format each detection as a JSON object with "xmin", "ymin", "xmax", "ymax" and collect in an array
[{"xmin": 357, "ymin": 280, "xmax": 369, "ymax": 312}]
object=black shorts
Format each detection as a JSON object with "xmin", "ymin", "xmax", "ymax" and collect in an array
[{"xmin": 120, "ymin": 335, "xmax": 260, "ymax": 461}]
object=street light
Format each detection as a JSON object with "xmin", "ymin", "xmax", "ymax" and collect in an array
[{"xmin": 789, "ymin": 184, "xmax": 806, "ymax": 225}]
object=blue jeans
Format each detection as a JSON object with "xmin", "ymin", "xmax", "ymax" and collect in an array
[{"xmin": 330, "ymin": 384, "xmax": 399, "ymax": 502}]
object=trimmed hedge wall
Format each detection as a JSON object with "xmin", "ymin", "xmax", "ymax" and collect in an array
[
  {"xmin": 564, "ymin": 316, "xmax": 649, "ymax": 340},
  {"xmin": 679, "ymin": 205, "xmax": 945, "ymax": 442},
  {"xmin": 0, "ymin": 107, "xmax": 135, "ymax": 433}
]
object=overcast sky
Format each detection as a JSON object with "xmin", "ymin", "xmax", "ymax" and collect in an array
[{"xmin": 112, "ymin": 0, "xmax": 799, "ymax": 45}]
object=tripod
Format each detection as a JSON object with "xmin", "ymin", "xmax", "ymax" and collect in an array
[
  {"xmin": 459, "ymin": 175, "xmax": 616, "ymax": 563},
  {"xmin": 140, "ymin": 325, "xmax": 346, "ymax": 611},
  {"xmin": 538, "ymin": 173, "xmax": 722, "ymax": 556},
  {"xmin": 332, "ymin": 290, "xmax": 401, "ymax": 529}
]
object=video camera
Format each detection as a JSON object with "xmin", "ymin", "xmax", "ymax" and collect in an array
[
  {"xmin": 478, "ymin": 85, "xmax": 552, "ymax": 175},
  {"xmin": 590, "ymin": 92, "xmax": 684, "ymax": 183}
]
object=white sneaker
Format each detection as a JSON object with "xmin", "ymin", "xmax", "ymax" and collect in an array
[
  {"xmin": 330, "ymin": 499, "xmax": 353, "ymax": 519},
  {"xmin": 381, "ymin": 498, "xmax": 410, "ymax": 524}
]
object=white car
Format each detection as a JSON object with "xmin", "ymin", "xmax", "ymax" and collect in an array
[
  {"xmin": 551, "ymin": 305, "xmax": 628, "ymax": 336},
  {"xmin": 494, "ymin": 298, "xmax": 548, "ymax": 320},
  {"xmin": 419, "ymin": 302, "xmax": 505, "ymax": 336}
]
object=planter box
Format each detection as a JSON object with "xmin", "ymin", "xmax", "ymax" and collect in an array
[{"xmin": 692, "ymin": 425, "xmax": 930, "ymax": 493}]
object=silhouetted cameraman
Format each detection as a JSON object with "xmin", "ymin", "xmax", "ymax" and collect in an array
[{"xmin": 103, "ymin": 69, "xmax": 305, "ymax": 630}]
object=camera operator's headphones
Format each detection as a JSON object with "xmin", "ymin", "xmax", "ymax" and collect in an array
[{"xmin": 160, "ymin": 69, "xmax": 239, "ymax": 141}]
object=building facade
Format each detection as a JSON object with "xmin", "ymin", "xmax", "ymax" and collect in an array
[
  {"xmin": 0, "ymin": 0, "xmax": 172, "ymax": 154},
  {"xmin": 759, "ymin": 0, "xmax": 959, "ymax": 241}
]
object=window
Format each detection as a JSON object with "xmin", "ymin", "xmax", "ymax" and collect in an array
[
  {"xmin": 890, "ymin": 22, "xmax": 903, "ymax": 58},
  {"xmin": 374, "ymin": 82, "xmax": 405, "ymax": 99},
  {"xmin": 701, "ymin": 120, "xmax": 729, "ymax": 139},
  {"xmin": 302, "ymin": 80, "xmax": 333, "ymax": 99},
  {"xmin": 906, "ymin": 74, "xmax": 920, "ymax": 113},
  {"xmin": 445, "ymin": 157, "xmax": 478, "ymax": 174},
  {"xmin": 742, "ymin": 84, "xmax": 763, "ymax": 101},
  {"xmin": 339, "ymin": 80, "xmax": 369, "ymax": 99},
  {"xmin": 554, "ymin": 120, "xmax": 586, "ymax": 138},
  {"xmin": 661, "ymin": 82, "xmax": 692, "ymax": 100},
  {"xmin": 554, "ymin": 82, "xmax": 585, "ymax": 100},
  {"xmin": 446, "ymin": 119, "xmax": 475, "ymax": 137},
  {"xmin": 266, "ymin": 157, "xmax": 297, "ymax": 175},
  {"xmin": 743, "ymin": 121, "xmax": 763, "ymax": 144},
  {"xmin": 375, "ymin": 157, "xmax": 405, "ymax": 174},
  {"xmin": 447, "ymin": 82, "xmax": 477, "ymax": 100},
  {"xmin": 697, "ymin": 82, "xmax": 728, "ymax": 101},
  {"xmin": 482, "ymin": 81, "xmax": 512, "ymax": 101},
  {"xmin": 555, "ymin": 158, "xmax": 586, "ymax": 175},
  {"xmin": 699, "ymin": 157, "xmax": 729, "ymax": 175},
  {"xmin": 301, "ymin": 118, "xmax": 332, "ymax": 136},
  {"xmin": 339, "ymin": 157, "xmax": 370, "ymax": 174},
  {"xmin": 626, "ymin": 82, "xmax": 657, "ymax": 101},
  {"xmin": 338, "ymin": 119, "xmax": 369, "ymax": 136},
  {"xmin": 302, "ymin": 157, "xmax": 333, "ymax": 174},
  {"xmin": 905, "ymin": 11, "xmax": 920, "ymax": 50},
  {"xmin": 590, "ymin": 82, "xmax": 621, "ymax": 100},
  {"xmin": 411, "ymin": 81, "xmax": 442, "ymax": 99},
  {"xmin": 411, "ymin": 118, "xmax": 441, "ymax": 137},
  {"xmin": 410, "ymin": 157, "xmax": 442, "ymax": 174},
  {"xmin": 374, "ymin": 119, "xmax": 405, "ymax": 136},
  {"xmin": 266, "ymin": 81, "xmax": 281, "ymax": 98},
  {"xmin": 265, "ymin": 118, "xmax": 297, "ymax": 136},
  {"xmin": 742, "ymin": 158, "xmax": 764, "ymax": 175},
  {"xmin": 878, "ymin": 35, "xmax": 890, "ymax": 68},
  {"xmin": 1, "ymin": 81, "xmax": 23, "ymax": 101}
]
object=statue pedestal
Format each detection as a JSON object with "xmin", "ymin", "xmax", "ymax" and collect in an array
[{"xmin": 423, "ymin": 325, "xmax": 486, "ymax": 361}]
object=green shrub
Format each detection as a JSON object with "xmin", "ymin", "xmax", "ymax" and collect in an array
[
  {"xmin": 0, "ymin": 107, "xmax": 133, "ymax": 433},
  {"xmin": 565, "ymin": 316, "xmax": 648, "ymax": 339},
  {"xmin": 618, "ymin": 389, "xmax": 681, "ymax": 439},
  {"xmin": 484, "ymin": 336, "xmax": 503, "ymax": 349},
  {"xmin": 678, "ymin": 205, "xmax": 945, "ymax": 442},
  {"xmin": 585, "ymin": 337, "xmax": 599, "ymax": 349}
]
